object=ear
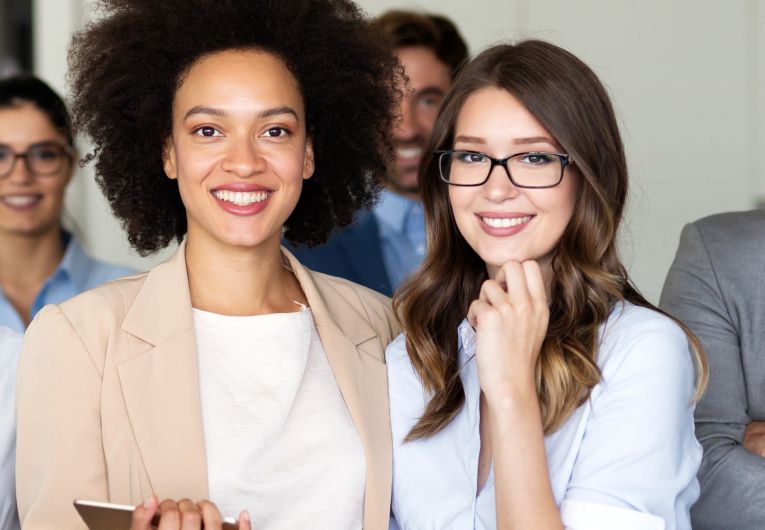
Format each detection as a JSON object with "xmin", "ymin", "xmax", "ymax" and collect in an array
[
  {"xmin": 302, "ymin": 137, "xmax": 315, "ymax": 181},
  {"xmin": 163, "ymin": 136, "xmax": 178, "ymax": 180}
]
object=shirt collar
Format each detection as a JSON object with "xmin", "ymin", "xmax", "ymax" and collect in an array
[
  {"xmin": 457, "ymin": 317, "xmax": 476, "ymax": 365},
  {"xmin": 374, "ymin": 188, "xmax": 422, "ymax": 233},
  {"xmin": 56, "ymin": 232, "xmax": 92, "ymax": 291}
]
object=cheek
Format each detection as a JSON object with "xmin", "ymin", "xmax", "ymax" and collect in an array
[
  {"xmin": 447, "ymin": 187, "xmax": 477, "ymax": 237},
  {"xmin": 43, "ymin": 177, "xmax": 69, "ymax": 203}
]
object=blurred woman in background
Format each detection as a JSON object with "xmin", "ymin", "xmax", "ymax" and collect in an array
[{"xmin": 0, "ymin": 75, "xmax": 133, "ymax": 332}]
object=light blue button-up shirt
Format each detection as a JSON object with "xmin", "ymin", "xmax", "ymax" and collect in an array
[
  {"xmin": 373, "ymin": 189, "xmax": 426, "ymax": 292},
  {"xmin": 0, "ymin": 234, "xmax": 135, "ymax": 333},
  {"xmin": 387, "ymin": 302, "xmax": 701, "ymax": 530},
  {"xmin": 0, "ymin": 326, "xmax": 22, "ymax": 530}
]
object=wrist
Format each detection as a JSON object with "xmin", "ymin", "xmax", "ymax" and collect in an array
[{"xmin": 484, "ymin": 378, "xmax": 538, "ymax": 411}]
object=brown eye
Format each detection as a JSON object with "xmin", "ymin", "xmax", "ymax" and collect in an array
[
  {"xmin": 193, "ymin": 126, "xmax": 221, "ymax": 137},
  {"xmin": 264, "ymin": 127, "xmax": 289, "ymax": 138}
]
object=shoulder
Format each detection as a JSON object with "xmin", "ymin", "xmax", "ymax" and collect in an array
[
  {"xmin": 685, "ymin": 208, "xmax": 765, "ymax": 255},
  {"xmin": 306, "ymin": 268, "xmax": 400, "ymax": 343},
  {"xmin": 25, "ymin": 272, "xmax": 149, "ymax": 363},
  {"xmin": 597, "ymin": 302, "xmax": 693, "ymax": 384},
  {"xmin": 58, "ymin": 271, "xmax": 148, "ymax": 322}
]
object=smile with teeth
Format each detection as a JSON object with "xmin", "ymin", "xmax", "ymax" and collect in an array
[
  {"xmin": 1, "ymin": 194, "xmax": 41, "ymax": 207},
  {"xmin": 396, "ymin": 147, "xmax": 422, "ymax": 159},
  {"xmin": 481, "ymin": 215, "xmax": 532, "ymax": 228},
  {"xmin": 212, "ymin": 189, "xmax": 270, "ymax": 206}
]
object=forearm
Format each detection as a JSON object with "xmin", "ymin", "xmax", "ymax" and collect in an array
[
  {"xmin": 693, "ymin": 442, "xmax": 765, "ymax": 530},
  {"xmin": 489, "ymin": 388, "xmax": 562, "ymax": 530}
]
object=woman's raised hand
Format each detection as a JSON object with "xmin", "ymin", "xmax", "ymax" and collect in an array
[
  {"xmin": 130, "ymin": 496, "xmax": 251, "ymax": 530},
  {"xmin": 467, "ymin": 260, "xmax": 549, "ymax": 401}
]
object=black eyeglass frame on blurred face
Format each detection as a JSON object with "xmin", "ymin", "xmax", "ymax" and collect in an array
[
  {"xmin": 434, "ymin": 149, "xmax": 573, "ymax": 189},
  {"xmin": 0, "ymin": 142, "xmax": 75, "ymax": 179}
]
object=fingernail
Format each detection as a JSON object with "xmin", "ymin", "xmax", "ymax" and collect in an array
[
  {"xmin": 143, "ymin": 495, "xmax": 154, "ymax": 508},
  {"xmin": 242, "ymin": 509, "xmax": 250, "ymax": 522}
]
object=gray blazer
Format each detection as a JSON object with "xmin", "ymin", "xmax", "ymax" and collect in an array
[{"xmin": 660, "ymin": 208, "xmax": 765, "ymax": 530}]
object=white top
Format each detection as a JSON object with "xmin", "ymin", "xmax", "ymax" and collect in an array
[
  {"xmin": 193, "ymin": 306, "xmax": 364, "ymax": 530},
  {"xmin": 0, "ymin": 326, "xmax": 21, "ymax": 530},
  {"xmin": 387, "ymin": 302, "xmax": 701, "ymax": 530}
]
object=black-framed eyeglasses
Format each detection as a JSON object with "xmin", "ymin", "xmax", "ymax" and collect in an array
[
  {"xmin": 0, "ymin": 142, "xmax": 74, "ymax": 179},
  {"xmin": 435, "ymin": 150, "xmax": 573, "ymax": 188}
]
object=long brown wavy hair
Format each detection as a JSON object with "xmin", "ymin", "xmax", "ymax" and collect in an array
[{"xmin": 394, "ymin": 40, "xmax": 708, "ymax": 441}]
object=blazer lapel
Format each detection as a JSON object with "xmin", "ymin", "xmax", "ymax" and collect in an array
[
  {"xmin": 118, "ymin": 242, "xmax": 209, "ymax": 500},
  {"xmin": 284, "ymin": 248, "xmax": 392, "ymax": 530}
]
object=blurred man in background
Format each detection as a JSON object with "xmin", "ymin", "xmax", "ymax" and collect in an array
[{"xmin": 290, "ymin": 10, "xmax": 468, "ymax": 296}]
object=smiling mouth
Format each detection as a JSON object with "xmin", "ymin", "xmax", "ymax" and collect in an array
[
  {"xmin": 481, "ymin": 215, "xmax": 533, "ymax": 228},
  {"xmin": 212, "ymin": 189, "xmax": 271, "ymax": 206},
  {"xmin": 0, "ymin": 194, "xmax": 42, "ymax": 207},
  {"xmin": 396, "ymin": 147, "xmax": 422, "ymax": 160}
]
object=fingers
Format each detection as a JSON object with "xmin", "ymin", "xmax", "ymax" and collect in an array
[
  {"xmin": 136, "ymin": 498, "xmax": 235, "ymax": 530},
  {"xmin": 178, "ymin": 499, "xmax": 202, "ymax": 530},
  {"xmin": 521, "ymin": 260, "xmax": 547, "ymax": 305},
  {"xmin": 155, "ymin": 498, "xmax": 202, "ymax": 530},
  {"xmin": 130, "ymin": 495, "xmax": 158, "ymax": 530},
  {"xmin": 467, "ymin": 299, "xmax": 492, "ymax": 328},
  {"xmin": 197, "ymin": 500, "xmax": 223, "ymax": 530},
  {"xmin": 490, "ymin": 260, "xmax": 547, "ymax": 306},
  {"xmin": 238, "ymin": 510, "xmax": 252, "ymax": 530}
]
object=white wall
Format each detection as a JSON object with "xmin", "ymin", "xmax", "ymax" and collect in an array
[{"xmin": 33, "ymin": 0, "xmax": 765, "ymax": 300}]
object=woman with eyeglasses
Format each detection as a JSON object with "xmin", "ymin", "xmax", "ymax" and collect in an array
[
  {"xmin": 0, "ymin": 75, "xmax": 134, "ymax": 332},
  {"xmin": 387, "ymin": 40, "xmax": 708, "ymax": 530}
]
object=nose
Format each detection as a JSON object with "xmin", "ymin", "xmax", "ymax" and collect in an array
[
  {"xmin": 220, "ymin": 137, "xmax": 266, "ymax": 178},
  {"xmin": 483, "ymin": 163, "xmax": 520, "ymax": 202},
  {"xmin": 395, "ymin": 94, "xmax": 418, "ymax": 141}
]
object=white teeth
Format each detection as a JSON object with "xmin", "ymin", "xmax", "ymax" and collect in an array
[
  {"xmin": 1, "ymin": 195, "xmax": 40, "ymax": 207},
  {"xmin": 213, "ymin": 190, "xmax": 269, "ymax": 206},
  {"xmin": 482, "ymin": 215, "xmax": 532, "ymax": 228},
  {"xmin": 397, "ymin": 147, "xmax": 422, "ymax": 159}
]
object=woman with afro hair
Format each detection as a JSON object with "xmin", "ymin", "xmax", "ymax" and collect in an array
[{"xmin": 15, "ymin": 1, "xmax": 401, "ymax": 529}]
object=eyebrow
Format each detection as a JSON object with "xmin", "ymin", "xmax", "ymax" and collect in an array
[
  {"xmin": 453, "ymin": 135, "xmax": 558, "ymax": 146},
  {"xmin": 183, "ymin": 105, "xmax": 299, "ymax": 121},
  {"xmin": 414, "ymin": 86, "xmax": 447, "ymax": 99},
  {"xmin": 513, "ymin": 136, "xmax": 557, "ymax": 145},
  {"xmin": 454, "ymin": 135, "xmax": 485, "ymax": 145}
]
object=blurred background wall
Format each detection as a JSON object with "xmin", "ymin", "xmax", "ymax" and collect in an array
[{"xmin": 2, "ymin": 0, "xmax": 764, "ymax": 301}]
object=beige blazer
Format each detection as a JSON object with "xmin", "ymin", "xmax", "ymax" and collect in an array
[{"xmin": 16, "ymin": 244, "xmax": 400, "ymax": 530}]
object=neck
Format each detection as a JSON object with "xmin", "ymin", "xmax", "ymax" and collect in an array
[
  {"xmin": 0, "ymin": 227, "xmax": 65, "ymax": 288},
  {"xmin": 185, "ymin": 231, "xmax": 306, "ymax": 316},
  {"xmin": 385, "ymin": 182, "xmax": 419, "ymax": 202}
]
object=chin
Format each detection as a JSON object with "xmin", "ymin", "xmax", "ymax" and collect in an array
[{"xmin": 389, "ymin": 172, "xmax": 418, "ymax": 194}]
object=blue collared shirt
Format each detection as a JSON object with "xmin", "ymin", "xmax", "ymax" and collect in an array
[
  {"xmin": 0, "ymin": 234, "xmax": 135, "ymax": 333},
  {"xmin": 372, "ymin": 189, "xmax": 427, "ymax": 291},
  {"xmin": 387, "ymin": 302, "xmax": 700, "ymax": 530},
  {"xmin": 0, "ymin": 326, "xmax": 21, "ymax": 530}
]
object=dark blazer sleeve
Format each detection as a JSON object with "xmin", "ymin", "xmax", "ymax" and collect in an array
[{"xmin": 660, "ymin": 221, "xmax": 765, "ymax": 530}]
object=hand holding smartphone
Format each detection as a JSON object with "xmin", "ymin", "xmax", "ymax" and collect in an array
[{"xmin": 74, "ymin": 499, "xmax": 240, "ymax": 530}]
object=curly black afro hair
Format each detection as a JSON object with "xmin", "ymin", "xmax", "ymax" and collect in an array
[{"xmin": 69, "ymin": 0, "xmax": 400, "ymax": 254}]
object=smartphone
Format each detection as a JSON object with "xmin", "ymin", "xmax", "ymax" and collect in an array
[{"xmin": 73, "ymin": 499, "xmax": 240, "ymax": 529}]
